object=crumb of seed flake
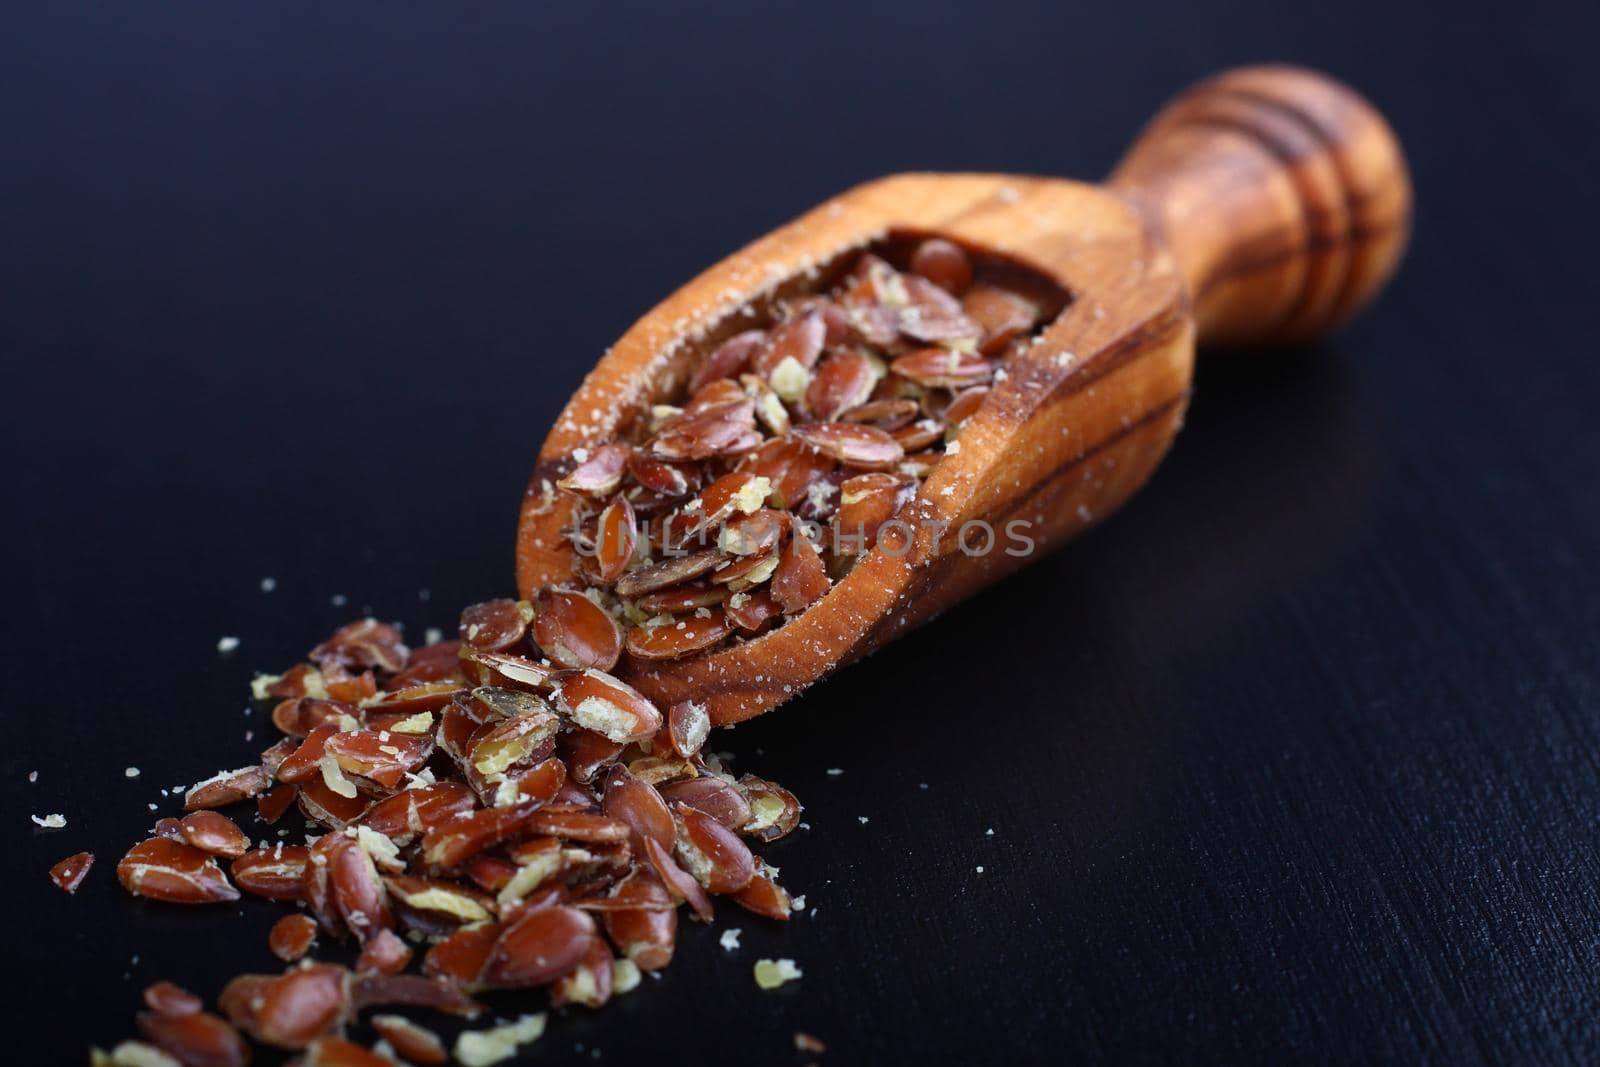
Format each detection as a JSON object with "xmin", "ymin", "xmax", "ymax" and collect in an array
[
  {"xmin": 613, "ymin": 958, "xmax": 642, "ymax": 995},
  {"xmin": 454, "ymin": 1013, "xmax": 546, "ymax": 1067},
  {"xmin": 720, "ymin": 928, "xmax": 742, "ymax": 951},
  {"xmin": 795, "ymin": 1032, "xmax": 828, "ymax": 1054},
  {"xmin": 216, "ymin": 636, "xmax": 240, "ymax": 654},
  {"xmin": 32, "ymin": 813, "xmax": 66, "ymax": 829},
  {"xmin": 259, "ymin": 576, "xmax": 277, "ymax": 593},
  {"xmin": 91, "ymin": 1041, "xmax": 183, "ymax": 1066},
  {"xmin": 28, "ymin": 771, "xmax": 37, "ymax": 783},
  {"xmin": 754, "ymin": 958, "xmax": 802, "ymax": 990},
  {"xmin": 125, "ymin": 767, "xmax": 141, "ymax": 778},
  {"xmin": 857, "ymin": 816, "xmax": 868, "ymax": 825},
  {"xmin": 826, "ymin": 768, "xmax": 843, "ymax": 776},
  {"xmin": 975, "ymin": 866, "xmax": 985, "ymax": 874}
]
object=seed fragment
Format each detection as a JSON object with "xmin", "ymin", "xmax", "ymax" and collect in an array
[
  {"xmin": 771, "ymin": 530, "xmax": 830, "ymax": 613},
  {"xmin": 691, "ymin": 330, "xmax": 764, "ymax": 393},
  {"xmin": 297, "ymin": 777, "xmax": 371, "ymax": 829},
  {"xmin": 910, "ymin": 237, "xmax": 973, "ymax": 293},
  {"xmin": 725, "ymin": 588, "xmax": 783, "ymax": 633},
  {"xmin": 674, "ymin": 805, "xmax": 755, "ymax": 894},
  {"xmin": 753, "ymin": 957, "xmax": 803, "ymax": 989},
  {"xmin": 633, "ymin": 580, "xmax": 724, "ymax": 615},
  {"xmin": 533, "ymin": 588, "xmax": 622, "ymax": 670},
  {"xmin": 666, "ymin": 700, "xmax": 710, "ymax": 759},
  {"xmin": 117, "ymin": 838, "xmax": 240, "ymax": 905},
  {"xmin": 370, "ymin": 1015, "xmax": 447, "ymax": 1065},
  {"xmin": 142, "ymin": 982, "xmax": 203, "ymax": 1019},
  {"xmin": 732, "ymin": 861, "xmax": 793, "ymax": 921},
  {"xmin": 466, "ymin": 711, "xmax": 560, "ymax": 779},
  {"xmin": 806, "ymin": 350, "xmax": 878, "ymax": 421},
  {"xmin": 483, "ymin": 906, "xmax": 596, "ymax": 988},
  {"xmin": 457, "ymin": 648, "xmax": 558, "ymax": 693},
  {"xmin": 453, "ymin": 1014, "xmax": 546, "ymax": 1067},
  {"xmin": 834, "ymin": 472, "xmax": 914, "ymax": 554},
  {"xmin": 557, "ymin": 443, "xmax": 631, "ymax": 497},
  {"xmin": 890, "ymin": 347, "xmax": 994, "ymax": 389},
  {"xmin": 627, "ymin": 452, "xmax": 699, "ymax": 497},
  {"xmin": 648, "ymin": 397, "xmax": 759, "ymax": 461},
  {"xmin": 49, "ymin": 850, "xmax": 94, "ymax": 894},
  {"xmin": 269, "ymin": 913, "xmax": 319, "ymax": 962},
  {"xmin": 272, "ymin": 697, "xmax": 351, "ymax": 739},
  {"xmin": 185, "ymin": 766, "xmax": 271, "ymax": 811},
  {"xmin": 421, "ymin": 800, "xmax": 539, "ymax": 869},
  {"xmin": 356, "ymin": 928, "xmax": 413, "ymax": 975},
  {"xmin": 962, "ymin": 282, "xmax": 1041, "ymax": 354},
  {"xmin": 840, "ymin": 396, "xmax": 919, "ymax": 429},
  {"xmin": 791, "ymin": 423, "xmax": 904, "ymax": 470},
  {"xmin": 612, "ymin": 956, "xmax": 643, "ymax": 994},
  {"xmin": 179, "ymin": 811, "xmax": 250, "ymax": 858},
  {"xmin": 556, "ymin": 727, "xmax": 625, "ymax": 785},
  {"xmin": 232, "ymin": 845, "xmax": 310, "ymax": 900},
  {"xmin": 257, "ymin": 783, "xmax": 297, "ymax": 824},
  {"xmin": 602, "ymin": 765, "xmax": 676, "ymax": 854},
  {"xmin": 364, "ymin": 683, "xmax": 456, "ymax": 719},
  {"xmin": 737, "ymin": 773, "xmax": 804, "ymax": 842},
  {"xmin": 600, "ymin": 870, "xmax": 677, "ymax": 970},
  {"xmin": 310, "ymin": 619, "xmax": 409, "ymax": 675},
  {"xmin": 593, "ymin": 496, "xmax": 639, "ymax": 584},
  {"xmin": 794, "ymin": 1031, "xmax": 829, "ymax": 1055},
  {"xmin": 642, "ymin": 836, "xmax": 713, "ymax": 923},
  {"xmin": 549, "ymin": 934, "xmax": 615, "ymax": 1008},
  {"xmin": 752, "ymin": 307, "xmax": 826, "ymax": 378},
  {"xmin": 458, "ymin": 598, "xmax": 533, "ymax": 653},
  {"xmin": 297, "ymin": 1036, "xmax": 395, "ymax": 1066},
  {"xmin": 136, "ymin": 1010, "xmax": 250, "ymax": 1067},
  {"xmin": 386, "ymin": 874, "xmax": 495, "ymax": 931},
  {"xmin": 95, "ymin": 1042, "xmax": 182, "ymax": 1067},
  {"xmin": 613, "ymin": 549, "xmax": 722, "ymax": 598},
  {"xmin": 555, "ymin": 670, "xmax": 663, "ymax": 743},
  {"xmin": 659, "ymin": 777, "xmax": 752, "ymax": 830},
  {"xmin": 624, "ymin": 612, "xmax": 731, "ymax": 660},
  {"xmin": 220, "ymin": 963, "xmax": 351, "ymax": 1050}
]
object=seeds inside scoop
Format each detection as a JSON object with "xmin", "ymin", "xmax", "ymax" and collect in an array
[{"xmin": 547, "ymin": 237, "xmax": 1062, "ymax": 661}]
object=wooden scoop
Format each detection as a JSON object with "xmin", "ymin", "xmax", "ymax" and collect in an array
[{"xmin": 516, "ymin": 64, "xmax": 1410, "ymax": 726}]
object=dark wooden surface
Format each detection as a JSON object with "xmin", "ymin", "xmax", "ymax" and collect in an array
[{"xmin": 4, "ymin": 2, "xmax": 1598, "ymax": 1063}]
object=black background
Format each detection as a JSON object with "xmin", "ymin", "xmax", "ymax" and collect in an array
[{"xmin": 5, "ymin": 2, "xmax": 1599, "ymax": 1064}]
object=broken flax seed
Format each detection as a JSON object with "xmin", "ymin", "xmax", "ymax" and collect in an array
[{"xmin": 73, "ymin": 237, "xmax": 1059, "ymax": 1061}]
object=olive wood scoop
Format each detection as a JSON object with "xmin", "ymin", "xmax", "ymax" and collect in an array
[{"xmin": 516, "ymin": 64, "xmax": 1411, "ymax": 726}]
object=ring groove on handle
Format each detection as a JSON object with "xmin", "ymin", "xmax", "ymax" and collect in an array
[{"xmin": 1110, "ymin": 65, "xmax": 1411, "ymax": 347}]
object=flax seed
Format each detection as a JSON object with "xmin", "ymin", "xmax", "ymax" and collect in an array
[{"xmin": 89, "ymin": 237, "xmax": 1062, "ymax": 1060}]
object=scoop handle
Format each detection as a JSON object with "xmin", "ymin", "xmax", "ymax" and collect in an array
[{"xmin": 1109, "ymin": 64, "xmax": 1411, "ymax": 347}]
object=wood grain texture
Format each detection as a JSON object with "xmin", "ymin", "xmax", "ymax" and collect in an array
[
  {"xmin": 1111, "ymin": 65, "xmax": 1411, "ymax": 346},
  {"xmin": 517, "ymin": 66, "xmax": 1409, "ymax": 725}
]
